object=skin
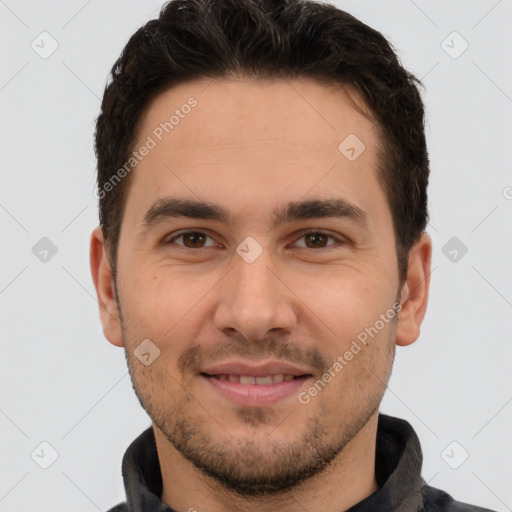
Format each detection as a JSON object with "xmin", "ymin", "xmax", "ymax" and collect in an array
[{"xmin": 90, "ymin": 77, "xmax": 431, "ymax": 512}]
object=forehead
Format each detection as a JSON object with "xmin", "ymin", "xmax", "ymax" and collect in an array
[
  {"xmin": 123, "ymin": 77, "xmax": 386, "ymax": 228},
  {"xmin": 135, "ymin": 77, "xmax": 376, "ymax": 154}
]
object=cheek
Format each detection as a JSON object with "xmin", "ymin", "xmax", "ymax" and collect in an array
[
  {"xmin": 319, "ymin": 321, "xmax": 396, "ymax": 412},
  {"xmin": 305, "ymin": 274, "xmax": 391, "ymax": 345},
  {"xmin": 311, "ymin": 275, "xmax": 397, "ymax": 392},
  {"xmin": 126, "ymin": 265, "xmax": 197, "ymax": 328},
  {"xmin": 121, "ymin": 265, "xmax": 216, "ymax": 365}
]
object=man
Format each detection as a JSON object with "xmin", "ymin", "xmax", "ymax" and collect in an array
[{"xmin": 90, "ymin": 0, "xmax": 495, "ymax": 510}]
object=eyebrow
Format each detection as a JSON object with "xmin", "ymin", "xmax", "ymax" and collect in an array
[{"xmin": 141, "ymin": 197, "xmax": 369, "ymax": 231}]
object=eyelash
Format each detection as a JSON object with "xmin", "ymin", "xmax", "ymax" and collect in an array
[{"xmin": 165, "ymin": 230, "xmax": 345, "ymax": 251}]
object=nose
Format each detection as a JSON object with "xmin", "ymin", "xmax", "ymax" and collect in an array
[{"xmin": 213, "ymin": 245, "xmax": 298, "ymax": 342}]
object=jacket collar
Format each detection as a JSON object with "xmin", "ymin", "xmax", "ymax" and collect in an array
[
  {"xmin": 348, "ymin": 414, "xmax": 425, "ymax": 511},
  {"xmin": 120, "ymin": 413, "xmax": 425, "ymax": 511}
]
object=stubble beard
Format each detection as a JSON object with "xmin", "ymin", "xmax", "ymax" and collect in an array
[
  {"xmin": 116, "ymin": 282, "xmax": 396, "ymax": 498},
  {"xmin": 151, "ymin": 396, "xmax": 382, "ymax": 498}
]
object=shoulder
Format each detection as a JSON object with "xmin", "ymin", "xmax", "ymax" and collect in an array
[
  {"xmin": 105, "ymin": 502, "xmax": 128, "ymax": 512},
  {"xmin": 422, "ymin": 483, "xmax": 497, "ymax": 512}
]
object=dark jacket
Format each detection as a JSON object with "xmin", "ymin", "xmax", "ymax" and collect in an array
[{"xmin": 107, "ymin": 414, "xmax": 496, "ymax": 512}]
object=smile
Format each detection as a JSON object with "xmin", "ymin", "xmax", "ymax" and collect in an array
[
  {"xmin": 200, "ymin": 373, "xmax": 312, "ymax": 406},
  {"xmin": 207, "ymin": 374, "xmax": 298, "ymax": 385}
]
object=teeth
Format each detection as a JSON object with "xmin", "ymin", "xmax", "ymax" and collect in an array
[
  {"xmin": 255, "ymin": 376, "xmax": 272, "ymax": 385},
  {"xmin": 213, "ymin": 374, "xmax": 297, "ymax": 384}
]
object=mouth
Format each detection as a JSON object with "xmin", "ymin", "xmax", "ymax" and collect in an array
[
  {"xmin": 199, "ymin": 363, "xmax": 314, "ymax": 406},
  {"xmin": 202, "ymin": 373, "xmax": 310, "ymax": 385}
]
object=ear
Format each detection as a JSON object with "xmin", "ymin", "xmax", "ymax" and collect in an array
[
  {"xmin": 90, "ymin": 226, "xmax": 124, "ymax": 347},
  {"xmin": 395, "ymin": 232, "xmax": 432, "ymax": 347}
]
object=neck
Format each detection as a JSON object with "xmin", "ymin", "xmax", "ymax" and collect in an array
[{"xmin": 154, "ymin": 412, "xmax": 380, "ymax": 512}]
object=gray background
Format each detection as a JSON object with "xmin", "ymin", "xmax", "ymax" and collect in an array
[{"xmin": 1, "ymin": 0, "xmax": 511, "ymax": 511}]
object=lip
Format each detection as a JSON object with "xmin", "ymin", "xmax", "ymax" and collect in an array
[
  {"xmin": 200, "ymin": 360, "xmax": 314, "ymax": 378},
  {"xmin": 201, "ymin": 374, "xmax": 311, "ymax": 406},
  {"xmin": 199, "ymin": 360, "xmax": 314, "ymax": 407}
]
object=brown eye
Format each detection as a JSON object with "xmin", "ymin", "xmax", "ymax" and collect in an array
[
  {"xmin": 294, "ymin": 231, "xmax": 341, "ymax": 249},
  {"xmin": 303, "ymin": 232, "xmax": 329, "ymax": 248},
  {"xmin": 182, "ymin": 232, "xmax": 207, "ymax": 248},
  {"xmin": 167, "ymin": 231, "xmax": 216, "ymax": 249}
]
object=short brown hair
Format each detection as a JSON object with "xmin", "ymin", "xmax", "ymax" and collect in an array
[{"xmin": 95, "ymin": 0, "xmax": 429, "ymax": 284}]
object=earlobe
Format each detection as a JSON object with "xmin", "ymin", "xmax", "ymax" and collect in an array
[
  {"xmin": 395, "ymin": 233, "xmax": 432, "ymax": 347},
  {"xmin": 90, "ymin": 226, "xmax": 124, "ymax": 347}
]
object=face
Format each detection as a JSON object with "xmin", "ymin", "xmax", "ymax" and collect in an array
[{"xmin": 92, "ymin": 77, "xmax": 427, "ymax": 497}]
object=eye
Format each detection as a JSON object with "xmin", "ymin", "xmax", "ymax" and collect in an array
[
  {"xmin": 293, "ymin": 231, "xmax": 344, "ymax": 249},
  {"xmin": 165, "ymin": 230, "xmax": 345, "ymax": 251},
  {"xmin": 166, "ymin": 231, "xmax": 217, "ymax": 249}
]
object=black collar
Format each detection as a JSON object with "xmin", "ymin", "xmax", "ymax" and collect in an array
[{"xmin": 119, "ymin": 414, "xmax": 426, "ymax": 511}]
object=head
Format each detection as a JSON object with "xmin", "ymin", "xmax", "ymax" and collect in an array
[{"xmin": 91, "ymin": 0, "xmax": 431, "ymax": 498}]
